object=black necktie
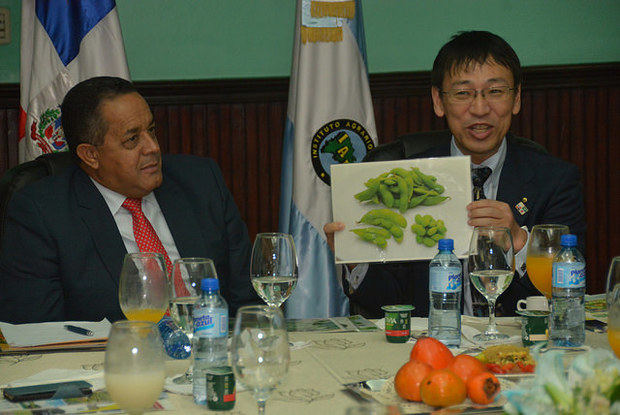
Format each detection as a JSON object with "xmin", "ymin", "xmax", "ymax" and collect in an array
[{"xmin": 471, "ymin": 167, "xmax": 492, "ymax": 201}]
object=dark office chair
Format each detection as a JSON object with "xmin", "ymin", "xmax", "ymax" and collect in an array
[
  {"xmin": 0, "ymin": 152, "xmax": 75, "ymax": 244},
  {"xmin": 364, "ymin": 130, "xmax": 546, "ymax": 162}
]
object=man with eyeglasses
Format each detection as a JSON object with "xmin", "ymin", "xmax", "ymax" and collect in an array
[{"xmin": 324, "ymin": 31, "xmax": 585, "ymax": 318}]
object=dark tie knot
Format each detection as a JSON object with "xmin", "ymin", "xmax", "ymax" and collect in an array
[
  {"xmin": 472, "ymin": 167, "xmax": 492, "ymax": 188},
  {"xmin": 121, "ymin": 198, "xmax": 143, "ymax": 214}
]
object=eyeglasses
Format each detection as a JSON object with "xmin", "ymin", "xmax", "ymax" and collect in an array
[{"xmin": 440, "ymin": 86, "xmax": 516, "ymax": 104}]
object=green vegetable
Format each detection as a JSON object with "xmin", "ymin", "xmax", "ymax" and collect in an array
[{"xmin": 410, "ymin": 213, "xmax": 447, "ymax": 247}]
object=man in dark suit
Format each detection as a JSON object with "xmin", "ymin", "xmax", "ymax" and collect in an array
[
  {"xmin": 325, "ymin": 31, "xmax": 585, "ymax": 318},
  {"xmin": 0, "ymin": 77, "xmax": 258, "ymax": 323}
]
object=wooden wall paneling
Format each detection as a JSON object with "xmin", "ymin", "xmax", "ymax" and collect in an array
[
  {"xmin": 608, "ymin": 87, "xmax": 620, "ymax": 271},
  {"xmin": 230, "ymin": 104, "xmax": 247, "ymax": 224},
  {"xmin": 268, "ymin": 102, "xmax": 285, "ymax": 233},
  {"xmin": 545, "ymin": 90, "xmax": 561, "ymax": 151},
  {"xmin": 244, "ymin": 102, "xmax": 259, "ymax": 238},
  {"xmin": 190, "ymin": 105, "xmax": 207, "ymax": 157}
]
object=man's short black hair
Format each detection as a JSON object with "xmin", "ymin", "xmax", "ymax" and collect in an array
[
  {"xmin": 431, "ymin": 31, "xmax": 522, "ymax": 90},
  {"xmin": 61, "ymin": 76, "xmax": 137, "ymax": 159}
]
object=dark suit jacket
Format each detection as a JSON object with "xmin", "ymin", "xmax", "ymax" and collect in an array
[
  {"xmin": 347, "ymin": 132, "xmax": 586, "ymax": 318},
  {"xmin": 0, "ymin": 154, "xmax": 259, "ymax": 323}
]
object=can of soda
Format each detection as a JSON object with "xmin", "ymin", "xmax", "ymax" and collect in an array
[{"xmin": 206, "ymin": 366, "xmax": 235, "ymax": 410}]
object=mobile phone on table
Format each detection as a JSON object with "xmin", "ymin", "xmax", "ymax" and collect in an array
[{"xmin": 3, "ymin": 380, "xmax": 92, "ymax": 402}]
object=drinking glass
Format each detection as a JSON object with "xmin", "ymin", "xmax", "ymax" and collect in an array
[
  {"xmin": 104, "ymin": 321, "xmax": 165, "ymax": 415},
  {"xmin": 231, "ymin": 305, "xmax": 290, "ymax": 414},
  {"xmin": 119, "ymin": 252, "xmax": 169, "ymax": 323},
  {"xmin": 468, "ymin": 226, "xmax": 515, "ymax": 342},
  {"xmin": 606, "ymin": 256, "xmax": 620, "ymax": 358},
  {"xmin": 526, "ymin": 224, "xmax": 569, "ymax": 298},
  {"xmin": 250, "ymin": 233, "xmax": 298, "ymax": 308},
  {"xmin": 168, "ymin": 257, "xmax": 218, "ymax": 383}
]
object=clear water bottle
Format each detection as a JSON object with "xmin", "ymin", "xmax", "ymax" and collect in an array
[
  {"xmin": 428, "ymin": 239, "xmax": 462, "ymax": 347},
  {"xmin": 550, "ymin": 234, "xmax": 586, "ymax": 347},
  {"xmin": 192, "ymin": 278, "xmax": 228, "ymax": 405},
  {"xmin": 157, "ymin": 316, "xmax": 191, "ymax": 360}
]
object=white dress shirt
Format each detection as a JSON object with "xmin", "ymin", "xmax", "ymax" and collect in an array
[
  {"xmin": 91, "ymin": 179, "xmax": 181, "ymax": 263},
  {"xmin": 345, "ymin": 136, "xmax": 530, "ymax": 315}
]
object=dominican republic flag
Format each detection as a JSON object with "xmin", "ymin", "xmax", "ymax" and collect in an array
[
  {"xmin": 279, "ymin": 0, "xmax": 377, "ymax": 318},
  {"xmin": 19, "ymin": 0, "xmax": 129, "ymax": 162}
]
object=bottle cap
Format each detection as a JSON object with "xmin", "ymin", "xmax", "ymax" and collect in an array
[
  {"xmin": 438, "ymin": 239, "xmax": 454, "ymax": 251},
  {"xmin": 560, "ymin": 234, "xmax": 577, "ymax": 247},
  {"xmin": 201, "ymin": 277, "xmax": 219, "ymax": 291}
]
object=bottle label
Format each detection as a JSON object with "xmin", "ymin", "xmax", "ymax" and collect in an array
[
  {"xmin": 194, "ymin": 308, "xmax": 228, "ymax": 338},
  {"xmin": 552, "ymin": 262, "xmax": 585, "ymax": 288},
  {"xmin": 430, "ymin": 267, "xmax": 462, "ymax": 293}
]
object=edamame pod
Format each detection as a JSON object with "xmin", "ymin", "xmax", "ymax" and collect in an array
[
  {"xmin": 421, "ymin": 195, "xmax": 450, "ymax": 206},
  {"xmin": 360, "ymin": 209, "xmax": 407, "ymax": 228},
  {"xmin": 409, "ymin": 193, "xmax": 428, "ymax": 208},
  {"xmin": 411, "ymin": 223, "xmax": 426, "ymax": 236},
  {"xmin": 378, "ymin": 184, "xmax": 395, "ymax": 208},
  {"xmin": 422, "ymin": 237, "xmax": 436, "ymax": 247}
]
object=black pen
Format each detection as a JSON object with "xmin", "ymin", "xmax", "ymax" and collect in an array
[{"xmin": 64, "ymin": 325, "xmax": 94, "ymax": 337}]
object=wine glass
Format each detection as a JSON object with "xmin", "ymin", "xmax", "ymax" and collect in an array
[
  {"xmin": 250, "ymin": 233, "xmax": 298, "ymax": 308},
  {"xmin": 526, "ymin": 224, "xmax": 569, "ymax": 298},
  {"xmin": 119, "ymin": 252, "xmax": 169, "ymax": 323},
  {"xmin": 468, "ymin": 226, "xmax": 515, "ymax": 342},
  {"xmin": 168, "ymin": 258, "xmax": 218, "ymax": 383},
  {"xmin": 231, "ymin": 305, "xmax": 290, "ymax": 414},
  {"xmin": 104, "ymin": 321, "xmax": 165, "ymax": 414},
  {"xmin": 606, "ymin": 256, "xmax": 620, "ymax": 358}
]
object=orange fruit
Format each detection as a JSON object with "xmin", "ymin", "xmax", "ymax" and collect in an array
[
  {"xmin": 420, "ymin": 369, "xmax": 467, "ymax": 407},
  {"xmin": 409, "ymin": 337, "xmax": 454, "ymax": 370},
  {"xmin": 467, "ymin": 372, "xmax": 501, "ymax": 405},
  {"xmin": 447, "ymin": 354, "xmax": 488, "ymax": 384},
  {"xmin": 394, "ymin": 360, "xmax": 433, "ymax": 402}
]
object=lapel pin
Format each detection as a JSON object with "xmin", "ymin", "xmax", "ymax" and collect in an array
[{"xmin": 515, "ymin": 198, "xmax": 528, "ymax": 215}]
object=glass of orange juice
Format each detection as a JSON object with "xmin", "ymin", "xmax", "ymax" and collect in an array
[
  {"xmin": 526, "ymin": 224, "xmax": 569, "ymax": 298},
  {"xmin": 119, "ymin": 252, "xmax": 169, "ymax": 323},
  {"xmin": 606, "ymin": 256, "xmax": 620, "ymax": 358}
]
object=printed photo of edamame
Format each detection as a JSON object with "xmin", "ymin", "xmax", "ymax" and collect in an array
[{"xmin": 331, "ymin": 156, "xmax": 471, "ymax": 263}]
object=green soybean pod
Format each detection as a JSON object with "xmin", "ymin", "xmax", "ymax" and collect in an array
[
  {"xmin": 416, "ymin": 235, "xmax": 423, "ymax": 244},
  {"xmin": 432, "ymin": 183, "xmax": 445, "ymax": 194},
  {"xmin": 415, "ymin": 214, "xmax": 424, "ymax": 225},
  {"xmin": 374, "ymin": 237, "xmax": 387, "ymax": 249},
  {"xmin": 382, "ymin": 178, "xmax": 397, "ymax": 186},
  {"xmin": 360, "ymin": 209, "xmax": 406, "ymax": 228},
  {"xmin": 378, "ymin": 184, "xmax": 394, "ymax": 208},
  {"xmin": 422, "ymin": 237, "xmax": 436, "ymax": 247},
  {"xmin": 354, "ymin": 188, "xmax": 377, "ymax": 202},
  {"xmin": 409, "ymin": 193, "xmax": 428, "ymax": 208},
  {"xmin": 351, "ymin": 229, "xmax": 376, "ymax": 241},
  {"xmin": 411, "ymin": 223, "xmax": 426, "ymax": 236},
  {"xmin": 420, "ymin": 173, "xmax": 437, "ymax": 189},
  {"xmin": 427, "ymin": 226, "xmax": 438, "ymax": 236},
  {"xmin": 438, "ymin": 224, "xmax": 447, "ymax": 234},
  {"xmin": 366, "ymin": 227, "xmax": 392, "ymax": 239},
  {"xmin": 389, "ymin": 226, "xmax": 404, "ymax": 242},
  {"xmin": 390, "ymin": 167, "xmax": 415, "ymax": 190},
  {"xmin": 421, "ymin": 215, "xmax": 433, "ymax": 227},
  {"xmin": 371, "ymin": 194, "xmax": 380, "ymax": 204},
  {"xmin": 409, "ymin": 168, "xmax": 424, "ymax": 186},
  {"xmin": 393, "ymin": 176, "xmax": 409, "ymax": 213},
  {"xmin": 421, "ymin": 195, "xmax": 450, "ymax": 206},
  {"xmin": 430, "ymin": 234, "xmax": 443, "ymax": 242}
]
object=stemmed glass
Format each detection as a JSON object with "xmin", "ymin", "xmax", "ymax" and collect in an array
[
  {"xmin": 104, "ymin": 321, "xmax": 165, "ymax": 415},
  {"xmin": 119, "ymin": 252, "xmax": 169, "ymax": 323},
  {"xmin": 250, "ymin": 233, "xmax": 298, "ymax": 308},
  {"xmin": 468, "ymin": 226, "xmax": 515, "ymax": 342},
  {"xmin": 526, "ymin": 224, "xmax": 569, "ymax": 298},
  {"xmin": 606, "ymin": 256, "xmax": 620, "ymax": 358},
  {"xmin": 167, "ymin": 257, "xmax": 218, "ymax": 383},
  {"xmin": 231, "ymin": 305, "xmax": 290, "ymax": 414}
]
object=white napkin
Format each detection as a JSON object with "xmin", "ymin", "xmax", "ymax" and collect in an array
[{"xmin": 1, "ymin": 368, "xmax": 105, "ymax": 391}]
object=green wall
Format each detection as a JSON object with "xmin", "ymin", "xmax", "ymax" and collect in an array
[{"xmin": 1, "ymin": 0, "xmax": 619, "ymax": 83}]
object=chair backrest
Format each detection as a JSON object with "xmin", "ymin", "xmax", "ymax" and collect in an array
[
  {"xmin": 0, "ymin": 152, "xmax": 75, "ymax": 245},
  {"xmin": 364, "ymin": 130, "xmax": 547, "ymax": 162}
]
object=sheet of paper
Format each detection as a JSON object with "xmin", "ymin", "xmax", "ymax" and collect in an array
[
  {"xmin": 331, "ymin": 156, "xmax": 472, "ymax": 263},
  {"xmin": 0, "ymin": 319, "xmax": 112, "ymax": 347}
]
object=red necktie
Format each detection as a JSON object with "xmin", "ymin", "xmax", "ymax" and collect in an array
[{"xmin": 122, "ymin": 198, "xmax": 190, "ymax": 297}]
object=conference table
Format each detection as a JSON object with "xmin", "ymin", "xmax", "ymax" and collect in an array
[{"xmin": 0, "ymin": 316, "xmax": 612, "ymax": 414}]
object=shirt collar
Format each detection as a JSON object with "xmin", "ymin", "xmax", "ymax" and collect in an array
[
  {"xmin": 450, "ymin": 136, "xmax": 507, "ymax": 172},
  {"xmin": 90, "ymin": 178, "xmax": 157, "ymax": 215}
]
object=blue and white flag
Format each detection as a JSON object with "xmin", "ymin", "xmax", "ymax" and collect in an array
[
  {"xmin": 19, "ymin": 0, "xmax": 130, "ymax": 162},
  {"xmin": 279, "ymin": 0, "xmax": 377, "ymax": 318}
]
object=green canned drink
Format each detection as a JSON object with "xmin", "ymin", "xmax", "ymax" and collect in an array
[
  {"xmin": 381, "ymin": 305, "xmax": 414, "ymax": 343},
  {"xmin": 206, "ymin": 366, "xmax": 235, "ymax": 410}
]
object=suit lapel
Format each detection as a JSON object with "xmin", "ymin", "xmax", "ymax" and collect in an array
[
  {"xmin": 154, "ymin": 174, "xmax": 208, "ymax": 258},
  {"xmin": 73, "ymin": 169, "xmax": 127, "ymax": 287},
  {"xmin": 497, "ymin": 137, "xmax": 536, "ymax": 226}
]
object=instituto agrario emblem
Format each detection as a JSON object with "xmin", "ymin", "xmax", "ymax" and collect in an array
[
  {"xmin": 311, "ymin": 119, "xmax": 374, "ymax": 185},
  {"xmin": 30, "ymin": 108, "xmax": 66, "ymax": 153}
]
